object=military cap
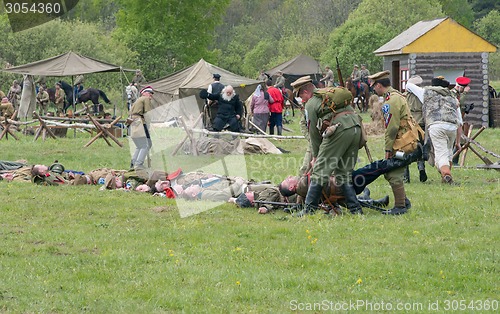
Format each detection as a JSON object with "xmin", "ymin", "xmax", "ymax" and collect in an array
[
  {"xmin": 140, "ymin": 86, "xmax": 154, "ymax": 94},
  {"xmin": 431, "ymin": 76, "xmax": 450, "ymax": 88},
  {"xmin": 455, "ymin": 76, "xmax": 471, "ymax": 87},
  {"xmin": 213, "ymin": 73, "xmax": 221, "ymax": 79},
  {"xmin": 407, "ymin": 75, "xmax": 423, "ymax": 85},
  {"xmin": 368, "ymin": 70, "xmax": 390, "ymax": 82},
  {"xmin": 49, "ymin": 162, "xmax": 65, "ymax": 174},
  {"xmin": 354, "ymin": 64, "xmax": 359, "ymax": 68},
  {"xmin": 291, "ymin": 75, "xmax": 313, "ymax": 96}
]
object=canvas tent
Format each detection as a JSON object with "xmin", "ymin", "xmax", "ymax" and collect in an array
[
  {"xmin": 3, "ymin": 51, "xmax": 126, "ymax": 76},
  {"xmin": 144, "ymin": 59, "xmax": 261, "ymax": 111},
  {"xmin": 2, "ymin": 51, "xmax": 132, "ymax": 117},
  {"xmin": 266, "ymin": 54, "xmax": 323, "ymax": 89}
]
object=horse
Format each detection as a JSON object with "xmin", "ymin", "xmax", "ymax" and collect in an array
[
  {"xmin": 345, "ymin": 77, "xmax": 370, "ymax": 112},
  {"xmin": 282, "ymin": 87, "xmax": 302, "ymax": 122},
  {"xmin": 125, "ymin": 85, "xmax": 139, "ymax": 111},
  {"xmin": 75, "ymin": 88, "xmax": 111, "ymax": 114},
  {"xmin": 47, "ymin": 80, "xmax": 74, "ymax": 112}
]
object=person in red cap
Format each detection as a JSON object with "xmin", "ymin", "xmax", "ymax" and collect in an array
[
  {"xmin": 452, "ymin": 76, "xmax": 471, "ymax": 165},
  {"xmin": 128, "ymin": 86, "xmax": 154, "ymax": 170},
  {"xmin": 453, "ymin": 76, "xmax": 471, "ymax": 117}
]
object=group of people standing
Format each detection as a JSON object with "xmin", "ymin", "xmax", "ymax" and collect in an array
[{"xmin": 287, "ymin": 69, "xmax": 468, "ymax": 217}]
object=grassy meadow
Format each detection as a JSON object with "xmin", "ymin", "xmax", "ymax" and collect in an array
[{"xmin": 0, "ymin": 110, "xmax": 499, "ymax": 313}]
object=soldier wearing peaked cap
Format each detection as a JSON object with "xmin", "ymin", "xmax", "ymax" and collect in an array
[
  {"xmin": 451, "ymin": 76, "xmax": 471, "ymax": 165},
  {"xmin": 291, "ymin": 76, "xmax": 364, "ymax": 216},
  {"xmin": 369, "ymin": 70, "xmax": 415, "ymax": 215},
  {"xmin": 128, "ymin": 85, "xmax": 154, "ymax": 170},
  {"xmin": 452, "ymin": 76, "xmax": 471, "ymax": 116}
]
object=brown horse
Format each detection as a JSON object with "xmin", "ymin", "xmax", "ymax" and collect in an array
[{"xmin": 345, "ymin": 77, "xmax": 370, "ymax": 112}]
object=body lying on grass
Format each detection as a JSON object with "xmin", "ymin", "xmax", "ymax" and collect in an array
[{"xmin": 1, "ymin": 143, "xmax": 422, "ymax": 215}]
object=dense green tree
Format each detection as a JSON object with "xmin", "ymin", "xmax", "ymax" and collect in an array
[
  {"xmin": 322, "ymin": 0, "xmax": 443, "ymax": 76},
  {"xmin": 439, "ymin": 0, "xmax": 474, "ymax": 27},
  {"xmin": 65, "ymin": 0, "xmax": 119, "ymax": 31},
  {"xmin": 115, "ymin": 0, "xmax": 230, "ymax": 80},
  {"xmin": 0, "ymin": 17, "xmax": 135, "ymax": 92},
  {"xmin": 473, "ymin": 10, "xmax": 500, "ymax": 80},
  {"xmin": 469, "ymin": 0, "xmax": 500, "ymax": 20},
  {"xmin": 214, "ymin": 0, "xmax": 362, "ymax": 78}
]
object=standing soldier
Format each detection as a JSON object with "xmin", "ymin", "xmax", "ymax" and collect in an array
[
  {"xmin": 451, "ymin": 76, "xmax": 471, "ymax": 165},
  {"xmin": 291, "ymin": 76, "xmax": 363, "ymax": 216},
  {"xmin": 369, "ymin": 70, "xmax": 412, "ymax": 215},
  {"xmin": 36, "ymin": 86, "xmax": 50, "ymax": 116},
  {"xmin": 320, "ymin": 66, "xmax": 335, "ymax": 87},
  {"xmin": 8, "ymin": 80, "xmax": 22, "ymax": 110},
  {"xmin": 128, "ymin": 86, "xmax": 154, "ymax": 170},
  {"xmin": 54, "ymin": 82, "xmax": 66, "ymax": 116}
]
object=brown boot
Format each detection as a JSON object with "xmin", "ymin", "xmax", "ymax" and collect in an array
[{"xmin": 382, "ymin": 183, "xmax": 408, "ymax": 215}]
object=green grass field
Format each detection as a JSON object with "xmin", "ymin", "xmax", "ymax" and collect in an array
[{"xmin": 0, "ymin": 112, "xmax": 499, "ymax": 313}]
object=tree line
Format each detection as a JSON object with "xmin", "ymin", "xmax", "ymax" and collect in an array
[{"xmin": 0, "ymin": 0, "xmax": 498, "ymax": 94}]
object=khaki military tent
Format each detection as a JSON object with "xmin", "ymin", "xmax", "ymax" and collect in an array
[
  {"xmin": 266, "ymin": 54, "xmax": 323, "ymax": 89},
  {"xmin": 2, "ymin": 51, "xmax": 133, "ymax": 117},
  {"xmin": 3, "ymin": 51, "xmax": 126, "ymax": 76},
  {"xmin": 144, "ymin": 59, "xmax": 261, "ymax": 111}
]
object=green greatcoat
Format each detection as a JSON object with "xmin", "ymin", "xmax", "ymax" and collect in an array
[
  {"xmin": 305, "ymin": 92, "xmax": 361, "ymax": 186},
  {"xmin": 405, "ymin": 90, "xmax": 424, "ymax": 127},
  {"xmin": 129, "ymin": 95, "xmax": 152, "ymax": 138},
  {"xmin": 381, "ymin": 87, "xmax": 410, "ymax": 185}
]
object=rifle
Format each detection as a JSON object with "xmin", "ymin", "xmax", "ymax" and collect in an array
[
  {"xmin": 358, "ymin": 199, "xmax": 387, "ymax": 212},
  {"xmin": 336, "ymin": 57, "xmax": 344, "ymax": 87},
  {"xmin": 253, "ymin": 200, "xmax": 301, "ymax": 213}
]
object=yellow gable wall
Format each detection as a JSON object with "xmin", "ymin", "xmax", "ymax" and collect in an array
[{"xmin": 403, "ymin": 18, "xmax": 497, "ymax": 53}]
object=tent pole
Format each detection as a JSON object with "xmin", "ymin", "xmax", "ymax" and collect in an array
[{"xmin": 72, "ymin": 76, "xmax": 77, "ymax": 138}]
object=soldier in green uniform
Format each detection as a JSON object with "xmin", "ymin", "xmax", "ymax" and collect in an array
[
  {"xmin": 54, "ymin": 82, "xmax": 66, "ymax": 116},
  {"xmin": 36, "ymin": 87, "xmax": 50, "ymax": 116},
  {"xmin": 128, "ymin": 85, "xmax": 154, "ymax": 170},
  {"xmin": 369, "ymin": 70, "xmax": 413, "ymax": 215},
  {"xmin": 291, "ymin": 76, "xmax": 363, "ymax": 216},
  {"xmin": 451, "ymin": 76, "xmax": 471, "ymax": 165}
]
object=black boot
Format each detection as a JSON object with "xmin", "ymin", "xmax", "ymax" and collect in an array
[
  {"xmin": 418, "ymin": 161, "xmax": 427, "ymax": 182},
  {"xmin": 370, "ymin": 195, "xmax": 390, "ymax": 207},
  {"xmin": 382, "ymin": 197, "xmax": 410, "ymax": 215},
  {"xmin": 277, "ymin": 126, "xmax": 283, "ymax": 136},
  {"xmin": 358, "ymin": 187, "xmax": 370, "ymax": 200},
  {"xmin": 294, "ymin": 181, "xmax": 323, "ymax": 217},
  {"xmin": 403, "ymin": 166, "xmax": 410, "ymax": 183},
  {"xmin": 422, "ymin": 140, "xmax": 431, "ymax": 161},
  {"xmin": 342, "ymin": 183, "xmax": 363, "ymax": 215}
]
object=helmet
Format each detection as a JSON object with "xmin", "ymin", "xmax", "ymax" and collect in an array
[{"xmin": 49, "ymin": 162, "xmax": 65, "ymax": 174}]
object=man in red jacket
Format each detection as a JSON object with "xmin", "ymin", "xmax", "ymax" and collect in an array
[{"xmin": 265, "ymin": 79, "xmax": 284, "ymax": 135}]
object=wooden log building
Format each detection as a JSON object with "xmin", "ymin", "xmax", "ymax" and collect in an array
[{"xmin": 374, "ymin": 17, "xmax": 497, "ymax": 127}]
